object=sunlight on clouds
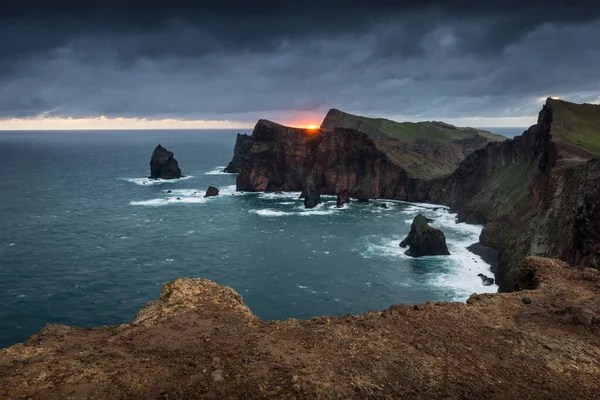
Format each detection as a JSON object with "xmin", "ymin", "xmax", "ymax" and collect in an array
[{"xmin": 0, "ymin": 116, "xmax": 252, "ymax": 130}]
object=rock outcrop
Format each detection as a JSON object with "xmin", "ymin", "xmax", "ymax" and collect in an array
[
  {"xmin": 234, "ymin": 111, "xmax": 504, "ymax": 197},
  {"xmin": 400, "ymin": 214, "xmax": 451, "ymax": 257},
  {"xmin": 336, "ymin": 189, "xmax": 350, "ymax": 208},
  {"xmin": 204, "ymin": 186, "xmax": 219, "ymax": 198},
  {"xmin": 304, "ymin": 165, "xmax": 321, "ymax": 209},
  {"xmin": 423, "ymin": 98, "xmax": 600, "ymax": 291},
  {"xmin": 236, "ymin": 120, "xmax": 325, "ymax": 192},
  {"xmin": 223, "ymin": 133, "xmax": 254, "ymax": 173},
  {"xmin": 149, "ymin": 145, "xmax": 182, "ymax": 179},
  {"xmin": 2, "ymin": 257, "xmax": 599, "ymax": 399}
]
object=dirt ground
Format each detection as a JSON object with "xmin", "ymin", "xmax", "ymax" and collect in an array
[{"xmin": 1, "ymin": 257, "xmax": 599, "ymax": 399}]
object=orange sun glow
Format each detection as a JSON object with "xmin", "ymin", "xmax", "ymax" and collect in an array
[{"xmin": 307, "ymin": 124, "xmax": 318, "ymax": 129}]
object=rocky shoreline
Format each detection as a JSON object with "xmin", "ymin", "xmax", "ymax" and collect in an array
[
  {"xmin": 1, "ymin": 257, "xmax": 598, "ymax": 399},
  {"xmin": 229, "ymin": 99, "xmax": 600, "ymax": 292}
]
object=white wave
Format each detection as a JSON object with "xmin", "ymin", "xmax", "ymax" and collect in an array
[
  {"xmin": 250, "ymin": 207, "xmax": 340, "ymax": 217},
  {"xmin": 130, "ymin": 196, "xmax": 208, "ymax": 206},
  {"xmin": 120, "ymin": 176, "xmax": 193, "ymax": 186},
  {"xmin": 252, "ymin": 209, "xmax": 289, "ymax": 217},
  {"xmin": 361, "ymin": 203, "xmax": 498, "ymax": 300},
  {"xmin": 205, "ymin": 166, "xmax": 237, "ymax": 175},
  {"xmin": 258, "ymin": 191, "xmax": 302, "ymax": 200}
]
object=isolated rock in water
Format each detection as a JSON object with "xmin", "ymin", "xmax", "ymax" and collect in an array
[
  {"xmin": 204, "ymin": 186, "xmax": 220, "ymax": 198},
  {"xmin": 400, "ymin": 214, "xmax": 450, "ymax": 257},
  {"xmin": 336, "ymin": 189, "xmax": 350, "ymax": 208},
  {"xmin": 223, "ymin": 133, "xmax": 254, "ymax": 173},
  {"xmin": 304, "ymin": 166, "xmax": 321, "ymax": 209},
  {"xmin": 477, "ymin": 273, "xmax": 495, "ymax": 286},
  {"xmin": 381, "ymin": 203, "xmax": 388, "ymax": 209},
  {"xmin": 150, "ymin": 145, "xmax": 182, "ymax": 179}
]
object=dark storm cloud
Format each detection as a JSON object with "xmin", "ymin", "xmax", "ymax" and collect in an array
[{"xmin": 1, "ymin": 1, "xmax": 599, "ymax": 122}]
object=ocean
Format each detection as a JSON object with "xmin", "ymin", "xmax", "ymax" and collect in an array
[{"xmin": 0, "ymin": 129, "xmax": 510, "ymax": 348}]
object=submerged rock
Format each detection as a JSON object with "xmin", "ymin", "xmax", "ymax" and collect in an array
[
  {"xmin": 304, "ymin": 166, "xmax": 321, "ymax": 209},
  {"xmin": 150, "ymin": 145, "xmax": 182, "ymax": 179},
  {"xmin": 400, "ymin": 214, "xmax": 450, "ymax": 257},
  {"xmin": 336, "ymin": 189, "xmax": 350, "ymax": 208},
  {"xmin": 477, "ymin": 273, "xmax": 495, "ymax": 286},
  {"xmin": 204, "ymin": 186, "xmax": 220, "ymax": 198}
]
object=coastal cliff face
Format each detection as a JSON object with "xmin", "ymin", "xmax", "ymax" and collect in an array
[
  {"xmin": 236, "ymin": 120, "xmax": 324, "ymax": 191},
  {"xmin": 2, "ymin": 257, "xmax": 599, "ymax": 399},
  {"xmin": 235, "ymin": 109, "xmax": 503, "ymax": 196},
  {"xmin": 424, "ymin": 99, "xmax": 600, "ymax": 290},
  {"xmin": 223, "ymin": 133, "xmax": 254, "ymax": 173}
]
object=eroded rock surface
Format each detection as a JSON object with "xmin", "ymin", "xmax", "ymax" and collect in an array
[
  {"xmin": 1, "ymin": 257, "xmax": 599, "ymax": 399},
  {"xmin": 400, "ymin": 214, "xmax": 450, "ymax": 257},
  {"xmin": 150, "ymin": 145, "xmax": 182, "ymax": 179},
  {"xmin": 204, "ymin": 186, "xmax": 219, "ymax": 198},
  {"xmin": 223, "ymin": 133, "xmax": 254, "ymax": 173}
]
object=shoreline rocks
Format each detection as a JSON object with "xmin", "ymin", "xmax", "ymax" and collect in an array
[
  {"xmin": 150, "ymin": 144, "xmax": 182, "ymax": 180},
  {"xmin": 400, "ymin": 214, "xmax": 450, "ymax": 257},
  {"xmin": 304, "ymin": 166, "xmax": 321, "ymax": 209},
  {"xmin": 204, "ymin": 186, "xmax": 220, "ymax": 198},
  {"xmin": 336, "ymin": 190, "xmax": 350, "ymax": 208}
]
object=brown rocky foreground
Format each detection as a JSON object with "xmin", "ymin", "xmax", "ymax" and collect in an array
[{"xmin": 1, "ymin": 257, "xmax": 599, "ymax": 399}]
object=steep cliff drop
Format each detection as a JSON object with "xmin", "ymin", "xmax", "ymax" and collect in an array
[
  {"xmin": 425, "ymin": 98, "xmax": 600, "ymax": 291},
  {"xmin": 223, "ymin": 133, "xmax": 254, "ymax": 173},
  {"xmin": 234, "ymin": 110, "xmax": 504, "ymax": 199},
  {"xmin": 149, "ymin": 144, "xmax": 182, "ymax": 179},
  {"xmin": 1, "ymin": 257, "xmax": 599, "ymax": 399},
  {"xmin": 400, "ymin": 214, "xmax": 451, "ymax": 257}
]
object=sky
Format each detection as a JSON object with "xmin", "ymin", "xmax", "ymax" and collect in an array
[{"xmin": 1, "ymin": 0, "xmax": 599, "ymax": 130}]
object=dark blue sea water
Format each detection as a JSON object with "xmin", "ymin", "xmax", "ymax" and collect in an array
[{"xmin": 0, "ymin": 130, "xmax": 500, "ymax": 348}]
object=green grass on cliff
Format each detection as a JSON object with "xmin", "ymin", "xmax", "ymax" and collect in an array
[
  {"xmin": 548, "ymin": 99, "xmax": 600, "ymax": 157},
  {"xmin": 473, "ymin": 161, "xmax": 534, "ymax": 219},
  {"xmin": 322, "ymin": 109, "xmax": 506, "ymax": 144}
]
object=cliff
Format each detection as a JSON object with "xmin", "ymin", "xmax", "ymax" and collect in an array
[
  {"xmin": 223, "ymin": 133, "xmax": 254, "ymax": 173},
  {"xmin": 1, "ymin": 257, "xmax": 599, "ymax": 399},
  {"xmin": 236, "ymin": 120, "xmax": 325, "ymax": 191},
  {"xmin": 423, "ymin": 99, "xmax": 600, "ymax": 290},
  {"xmin": 235, "ymin": 110, "xmax": 504, "ymax": 195}
]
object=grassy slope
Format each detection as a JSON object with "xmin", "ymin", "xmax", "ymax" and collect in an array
[
  {"xmin": 547, "ymin": 98, "xmax": 600, "ymax": 157},
  {"xmin": 321, "ymin": 109, "xmax": 506, "ymax": 180},
  {"xmin": 322, "ymin": 109, "xmax": 506, "ymax": 143}
]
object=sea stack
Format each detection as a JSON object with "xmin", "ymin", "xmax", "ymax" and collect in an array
[
  {"xmin": 204, "ymin": 186, "xmax": 220, "ymax": 198},
  {"xmin": 304, "ymin": 166, "xmax": 321, "ymax": 209},
  {"xmin": 336, "ymin": 189, "xmax": 350, "ymax": 208},
  {"xmin": 150, "ymin": 145, "xmax": 182, "ymax": 179},
  {"xmin": 400, "ymin": 214, "xmax": 450, "ymax": 257}
]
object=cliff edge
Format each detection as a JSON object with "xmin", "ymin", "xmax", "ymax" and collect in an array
[{"xmin": 1, "ymin": 257, "xmax": 599, "ymax": 399}]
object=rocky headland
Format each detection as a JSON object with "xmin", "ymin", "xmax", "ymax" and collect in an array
[
  {"xmin": 400, "ymin": 214, "xmax": 450, "ymax": 257},
  {"xmin": 150, "ymin": 144, "xmax": 182, "ymax": 179},
  {"xmin": 228, "ymin": 99, "xmax": 600, "ymax": 291},
  {"xmin": 1, "ymin": 257, "xmax": 599, "ymax": 399}
]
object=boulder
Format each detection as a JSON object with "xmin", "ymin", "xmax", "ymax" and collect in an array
[
  {"xmin": 336, "ymin": 190, "xmax": 350, "ymax": 208},
  {"xmin": 400, "ymin": 214, "xmax": 450, "ymax": 257},
  {"xmin": 204, "ymin": 186, "xmax": 220, "ymax": 198},
  {"xmin": 150, "ymin": 145, "xmax": 182, "ymax": 179},
  {"xmin": 477, "ymin": 273, "xmax": 495, "ymax": 286},
  {"xmin": 304, "ymin": 166, "xmax": 321, "ymax": 209}
]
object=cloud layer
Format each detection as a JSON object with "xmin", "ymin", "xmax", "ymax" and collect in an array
[{"xmin": 1, "ymin": 1, "xmax": 599, "ymax": 125}]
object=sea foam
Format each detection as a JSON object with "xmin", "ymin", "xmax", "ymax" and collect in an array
[{"xmin": 120, "ymin": 176, "xmax": 193, "ymax": 186}]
